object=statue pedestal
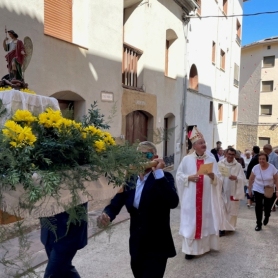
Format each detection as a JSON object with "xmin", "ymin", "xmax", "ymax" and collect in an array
[{"xmin": 0, "ymin": 89, "xmax": 59, "ymax": 125}]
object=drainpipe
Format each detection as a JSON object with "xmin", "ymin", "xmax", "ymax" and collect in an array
[{"xmin": 180, "ymin": 17, "xmax": 190, "ymax": 161}]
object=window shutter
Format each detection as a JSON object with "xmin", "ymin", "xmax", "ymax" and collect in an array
[
  {"xmin": 263, "ymin": 56, "xmax": 275, "ymax": 67},
  {"xmin": 262, "ymin": 81, "xmax": 273, "ymax": 92},
  {"xmin": 44, "ymin": 0, "xmax": 72, "ymax": 42}
]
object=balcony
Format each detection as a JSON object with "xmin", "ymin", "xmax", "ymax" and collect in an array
[
  {"xmin": 236, "ymin": 35, "xmax": 241, "ymax": 46},
  {"xmin": 122, "ymin": 43, "xmax": 143, "ymax": 90},
  {"xmin": 234, "ymin": 79, "xmax": 239, "ymax": 87}
]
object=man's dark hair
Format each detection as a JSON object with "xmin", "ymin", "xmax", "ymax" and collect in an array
[
  {"xmin": 253, "ymin": 146, "xmax": 260, "ymax": 154},
  {"xmin": 216, "ymin": 141, "xmax": 222, "ymax": 144},
  {"xmin": 227, "ymin": 147, "xmax": 236, "ymax": 154}
]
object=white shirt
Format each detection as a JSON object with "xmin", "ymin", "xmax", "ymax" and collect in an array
[
  {"xmin": 244, "ymin": 157, "xmax": 252, "ymax": 171},
  {"xmin": 133, "ymin": 169, "xmax": 164, "ymax": 209},
  {"xmin": 252, "ymin": 164, "xmax": 278, "ymax": 194}
]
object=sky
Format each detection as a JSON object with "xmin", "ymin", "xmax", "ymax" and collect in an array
[{"xmin": 242, "ymin": 0, "xmax": 278, "ymax": 46}]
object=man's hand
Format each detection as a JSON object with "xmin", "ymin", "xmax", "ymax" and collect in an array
[
  {"xmin": 229, "ymin": 175, "xmax": 237, "ymax": 181},
  {"xmin": 97, "ymin": 212, "xmax": 110, "ymax": 229},
  {"xmin": 188, "ymin": 174, "xmax": 199, "ymax": 183},
  {"xmin": 207, "ymin": 173, "xmax": 214, "ymax": 180},
  {"xmin": 152, "ymin": 158, "xmax": 165, "ymax": 170}
]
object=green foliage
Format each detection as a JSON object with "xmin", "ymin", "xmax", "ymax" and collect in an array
[{"xmin": 82, "ymin": 101, "xmax": 110, "ymax": 129}]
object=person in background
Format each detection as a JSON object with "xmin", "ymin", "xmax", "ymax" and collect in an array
[
  {"xmin": 248, "ymin": 152, "xmax": 278, "ymax": 231},
  {"xmin": 211, "ymin": 141, "xmax": 222, "ymax": 162},
  {"xmin": 97, "ymin": 141, "xmax": 179, "ymax": 278},
  {"xmin": 235, "ymin": 150, "xmax": 245, "ymax": 169},
  {"xmin": 263, "ymin": 144, "xmax": 278, "ymax": 211},
  {"xmin": 218, "ymin": 147, "xmax": 225, "ymax": 161},
  {"xmin": 246, "ymin": 146, "xmax": 260, "ymax": 180},
  {"xmin": 243, "ymin": 151, "xmax": 253, "ymax": 208}
]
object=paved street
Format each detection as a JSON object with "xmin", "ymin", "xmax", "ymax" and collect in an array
[{"xmin": 34, "ymin": 201, "xmax": 278, "ymax": 278}]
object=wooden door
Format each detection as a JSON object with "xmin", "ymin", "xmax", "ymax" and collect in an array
[{"xmin": 126, "ymin": 111, "xmax": 148, "ymax": 143}]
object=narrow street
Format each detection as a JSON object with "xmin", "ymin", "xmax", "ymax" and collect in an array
[{"xmin": 35, "ymin": 201, "xmax": 278, "ymax": 278}]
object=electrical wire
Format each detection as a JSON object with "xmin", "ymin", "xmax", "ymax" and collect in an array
[{"xmin": 186, "ymin": 10, "xmax": 278, "ymax": 19}]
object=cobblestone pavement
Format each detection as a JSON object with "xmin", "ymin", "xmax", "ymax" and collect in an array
[{"xmin": 33, "ymin": 201, "xmax": 278, "ymax": 278}]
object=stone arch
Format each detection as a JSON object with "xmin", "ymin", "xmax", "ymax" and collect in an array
[{"xmin": 50, "ymin": 90, "xmax": 85, "ymax": 120}]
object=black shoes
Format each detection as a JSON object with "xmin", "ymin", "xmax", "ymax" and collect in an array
[
  {"xmin": 255, "ymin": 226, "xmax": 261, "ymax": 231},
  {"xmin": 219, "ymin": 230, "xmax": 225, "ymax": 237},
  {"xmin": 185, "ymin": 254, "xmax": 194, "ymax": 260},
  {"xmin": 263, "ymin": 217, "xmax": 269, "ymax": 226}
]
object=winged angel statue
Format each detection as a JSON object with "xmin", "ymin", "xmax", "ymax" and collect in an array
[{"xmin": 2, "ymin": 28, "xmax": 33, "ymax": 87}]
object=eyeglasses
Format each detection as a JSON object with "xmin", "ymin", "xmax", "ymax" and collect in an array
[{"xmin": 142, "ymin": 152, "xmax": 154, "ymax": 159}]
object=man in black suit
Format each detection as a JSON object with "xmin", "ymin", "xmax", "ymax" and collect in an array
[
  {"xmin": 246, "ymin": 146, "xmax": 260, "ymax": 179},
  {"xmin": 40, "ymin": 203, "xmax": 88, "ymax": 278},
  {"xmin": 97, "ymin": 141, "xmax": 179, "ymax": 278},
  {"xmin": 211, "ymin": 141, "xmax": 222, "ymax": 162}
]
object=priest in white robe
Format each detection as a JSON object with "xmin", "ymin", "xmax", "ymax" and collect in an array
[
  {"xmin": 176, "ymin": 127, "xmax": 222, "ymax": 260},
  {"xmin": 218, "ymin": 147, "xmax": 245, "ymax": 235}
]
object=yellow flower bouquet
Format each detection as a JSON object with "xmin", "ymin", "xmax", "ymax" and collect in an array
[{"xmin": 0, "ymin": 104, "xmax": 145, "ymax": 212}]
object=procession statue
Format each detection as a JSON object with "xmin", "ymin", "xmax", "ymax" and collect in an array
[{"xmin": 2, "ymin": 28, "xmax": 33, "ymax": 88}]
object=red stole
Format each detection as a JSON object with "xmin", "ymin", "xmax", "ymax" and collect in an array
[{"xmin": 195, "ymin": 159, "xmax": 204, "ymax": 239}]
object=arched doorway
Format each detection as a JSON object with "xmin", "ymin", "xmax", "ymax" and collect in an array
[
  {"xmin": 51, "ymin": 90, "xmax": 85, "ymax": 120},
  {"xmin": 126, "ymin": 110, "xmax": 148, "ymax": 143}
]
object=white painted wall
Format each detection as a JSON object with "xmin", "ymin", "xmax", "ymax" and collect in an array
[
  {"xmin": 185, "ymin": 0, "xmax": 243, "ymax": 149},
  {"xmin": 124, "ymin": 0, "xmax": 187, "ymax": 165},
  {"xmin": 0, "ymin": 0, "xmax": 124, "ymax": 136}
]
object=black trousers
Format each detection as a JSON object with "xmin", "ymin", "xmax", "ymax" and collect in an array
[
  {"xmin": 44, "ymin": 245, "xmax": 80, "ymax": 278},
  {"xmin": 254, "ymin": 191, "xmax": 272, "ymax": 227},
  {"xmin": 131, "ymin": 254, "xmax": 168, "ymax": 278}
]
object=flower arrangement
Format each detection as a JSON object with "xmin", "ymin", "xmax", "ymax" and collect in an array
[
  {"xmin": 20, "ymin": 88, "xmax": 36, "ymax": 95},
  {"xmin": 0, "ymin": 103, "xmax": 145, "ymax": 209}
]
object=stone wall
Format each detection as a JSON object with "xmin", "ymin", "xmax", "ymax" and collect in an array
[
  {"xmin": 258, "ymin": 125, "xmax": 278, "ymax": 148},
  {"xmin": 237, "ymin": 124, "xmax": 258, "ymax": 152}
]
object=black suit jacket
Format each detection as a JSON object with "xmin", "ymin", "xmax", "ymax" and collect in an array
[
  {"xmin": 40, "ymin": 202, "xmax": 88, "ymax": 252},
  {"xmin": 246, "ymin": 154, "xmax": 259, "ymax": 179},
  {"xmin": 103, "ymin": 171, "xmax": 179, "ymax": 259},
  {"xmin": 211, "ymin": 148, "xmax": 219, "ymax": 162}
]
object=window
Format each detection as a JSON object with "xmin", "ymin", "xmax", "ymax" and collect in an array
[
  {"xmin": 262, "ymin": 81, "xmax": 274, "ymax": 92},
  {"xmin": 212, "ymin": 41, "xmax": 216, "ymax": 64},
  {"xmin": 234, "ymin": 63, "xmax": 239, "ymax": 86},
  {"xmin": 165, "ymin": 40, "xmax": 170, "ymax": 76},
  {"xmin": 122, "ymin": 43, "xmax": 143, "ymax": 88},
  {"xmin": 209, "ymin": 101, "xmax": 213, "ymax": 122},
  {"xmin": 267, "ymin": 45, "xmax": 271, "ymax": 50},
  {"xmin": 236, "ymin": 19, "xmax": 241, "ymax": 45},
  {"xmin": 220, "ymin": 49, "xmax": 225, "ymax": 70},
  {"xmin": 259, "ymin": 137, "xmax": 270, "ymax": 148},
  {"xmin": 44, "ymin": 0, "xmax": 72, "ymax": 42},
  {"xmin": 223, "ymin": 0, "xmax": 228, "ymax": 15},
  {"xmin": 263, "ymin": 56, "xmax": 275, "ymax": 67},
  {"xmin": 218, "ymin": 104, "xmax": 223, "ymax": 122},
  {"xmin": 165, "ymin": 29, "xmax": 178, "ymax": 78},
  {"xmin": 232, "ymin": 106, "xmax": 237, "ymax": 125},
  {"xmin": 260, "ymin": 105, "xmax": 272, "ymax": 115},
  {"xmin": 189, "ymin": 64, "xmax": 198, "ymax": 90},
  {"xmin": 196, "ymin": 0, "xmax": 201, "ymax": 15}
]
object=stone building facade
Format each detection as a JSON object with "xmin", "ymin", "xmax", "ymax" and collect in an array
[{"xmin": 237, "ymin": 37, "xmax": 278, "ymax": 151}]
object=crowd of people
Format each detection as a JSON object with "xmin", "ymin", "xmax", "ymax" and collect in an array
[{"xmin": 40, "ymin": 130, "xmax": 278, "ymax": 277}]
